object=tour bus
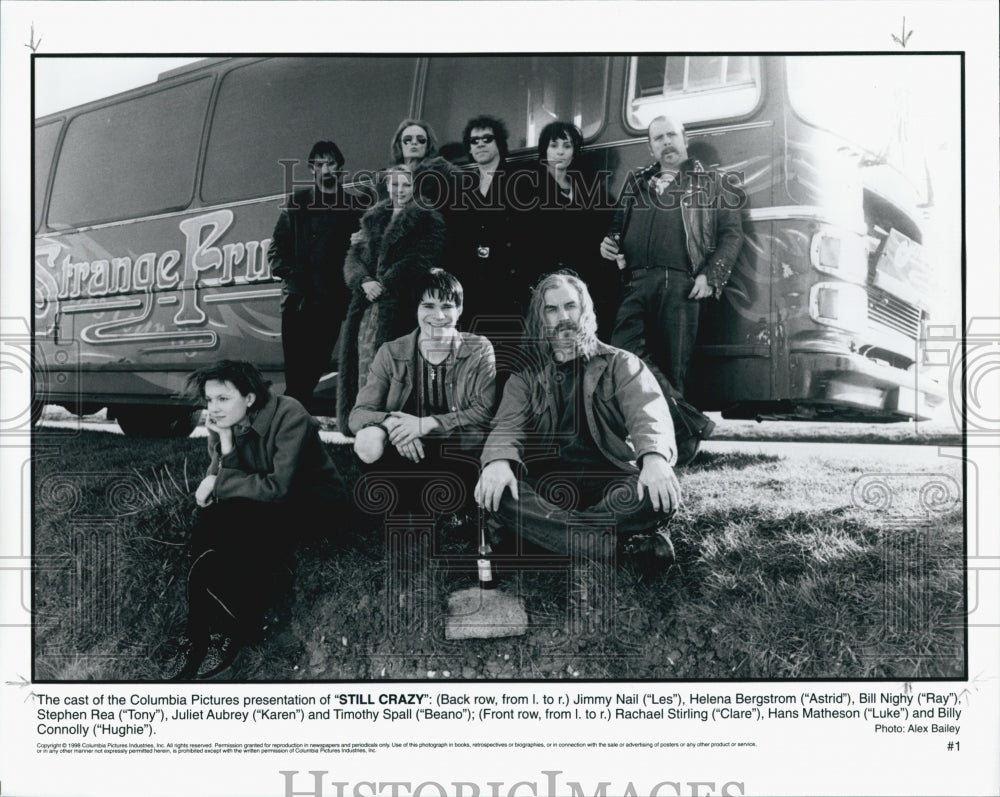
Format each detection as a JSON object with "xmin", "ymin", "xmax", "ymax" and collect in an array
[{"xmin": 33, "ymin": 54, "xmax": 944, "ymax": 436}]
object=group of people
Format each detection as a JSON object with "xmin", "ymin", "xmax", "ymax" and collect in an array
[
  {"xmin": 269, "ymin": 115, "xmax": 624, "ymax": 420},
  {"xmin": 170, "ymin": 113, "xmax": 744, "ymax": 679}
]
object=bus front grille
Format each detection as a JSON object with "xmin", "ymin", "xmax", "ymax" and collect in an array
[{"xmin": 867, "ymin": 286, "xmax": 921, "ymax": 340}]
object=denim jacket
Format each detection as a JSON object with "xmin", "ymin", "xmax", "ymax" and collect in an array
[{"xmin": 348, "ymin": 329, "xmax": 497, "ymax": 452}]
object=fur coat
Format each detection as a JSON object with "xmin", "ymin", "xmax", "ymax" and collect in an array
[
  {"xmin": 336, "ymin": 200, "xmax": 446, "ymax": 432},
  {"xmin": 411, "ymin": 155, "xmax": 458, "ymax": 211}
]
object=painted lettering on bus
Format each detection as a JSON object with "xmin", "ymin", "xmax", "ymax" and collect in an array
[{"xmin": 37, "ymin": 210, "xmax": 272, "ymax": 328}]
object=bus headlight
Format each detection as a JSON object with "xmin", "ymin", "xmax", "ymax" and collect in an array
[
  {"xmin": 809, "ymin": 281, "xmax": 868, "ymax": 332},
  {"xmin": 810, "ymin": 228, "xmax": 868, "ymax": 284}
]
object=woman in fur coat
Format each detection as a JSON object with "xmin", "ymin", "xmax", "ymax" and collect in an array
[{"xmin": 337, "ymin": 165, "xmax": 446, "ymax": 432}]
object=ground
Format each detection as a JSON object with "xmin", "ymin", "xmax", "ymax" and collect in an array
[{"xmin": 31, "ymin": 423, "xmax": 964, "ymax": 681}]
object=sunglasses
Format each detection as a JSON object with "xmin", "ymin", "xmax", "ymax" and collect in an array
[
  {"xmin": 469, "ymin": 134, "xmax": 496, "ymax": 145},
  {"xmin": 401, "ymin": 135, "xmax": 427, "ymax": 145}
]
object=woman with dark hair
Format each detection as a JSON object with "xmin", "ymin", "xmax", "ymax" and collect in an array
[
  {"xmin": 337, "ymin": 165, "xmax": 446, "ymax": 432},
  {"xmin": 388, "ymin": 118, "xmax": 458, "ymax": 210},
  {"xmin": 537, "ymin": 121, "xmax": 586, "ymax": 202},
  {"xmin": 530, "ymin": 121, "xmax": 618, "ymax": 340},
  {"xmin": 170, "ymin": 360, "xmax": 342, "ymax": 680}
]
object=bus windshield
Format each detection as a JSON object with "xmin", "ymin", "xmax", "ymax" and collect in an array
[{"xmin": 786, "ymin": 55, "xmax": 957, "ymax": 193}]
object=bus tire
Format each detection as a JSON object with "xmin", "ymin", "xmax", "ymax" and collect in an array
[{"xmin": 112, "ymin": 405, "xmax": 201, "ymax": 438}]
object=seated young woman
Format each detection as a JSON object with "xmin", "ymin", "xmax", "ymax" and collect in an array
[
  {"xmin": 349, "ymin": 269, "xmax": 496, "ymax": 516},
  {"xmin": 171, "ymin": 360, "xmax": 343, "ymax": 680}
]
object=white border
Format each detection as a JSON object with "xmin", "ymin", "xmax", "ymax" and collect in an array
[{"xmin": 2, "ymin": 3, "xmax": 998, "ymax": 796}]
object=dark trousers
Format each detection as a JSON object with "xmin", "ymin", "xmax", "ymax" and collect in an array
[
  {"xmin": 186, "ymin": 499, "xmax": 293, "ymax": 641},
  {"xmin": 282, "ymin": 304, "xmax": 343, "ymax": 407},
  {"xmin": 611, "ymin": 269, "xmax": 700, "ymax": 398},
  {"xmin": 356, "ymin": 438, "xmax": 480, "ymax": 520},
  {"xmin": 491, "ymin": 465, "xmax": 664, "ymax": 560}
]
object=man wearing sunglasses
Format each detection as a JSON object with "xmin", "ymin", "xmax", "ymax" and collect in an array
[
  {"xmin": 451, "ymin": 115, "xmax": 534, "ymax": 385},
  {"xmin": 268, "ymin": 140, "xmax": 365, "ymax": 409}
]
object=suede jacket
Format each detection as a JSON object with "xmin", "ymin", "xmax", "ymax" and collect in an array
[
  {"xmin": 481, "ymin": 342, "xmax": 676, "ymax": 474},
  {"xmin": 608, "ymin": 158, "xmax": 744, "ymax": 294},
  {"xmin": 349, "ymin": 329, "xmax": 496, "ymax": 453},
  {"xmin": 206, "ymin": 394, "xmax": 341, "ymax": 503}
]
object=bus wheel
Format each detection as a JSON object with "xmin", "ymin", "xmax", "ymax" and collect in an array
[{"xmin": 112, "ymin": 405, "xmax": 201, "ymax": 438}]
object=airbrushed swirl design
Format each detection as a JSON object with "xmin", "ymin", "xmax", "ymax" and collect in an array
[
  {"xmin": 106, "ymin": 476, "xmax": 144, "ymax": 513},
  {"xmin": 852, "ymin": 475, "xmax": 893, "ymax": 511},
  {"xmin": 918, "ymin": 476, "xmax": 960, "ymax": 514},
  {"xmin": 34, "ymin": 241, "xmax": 62, "ymax": 335},
  {"xmin": 37, "ymin": 475, "xmax": 84, "ymax": 513},
  {"xmin": 353, "ymin": 475, "xmax": 400, "ymax": 515}
]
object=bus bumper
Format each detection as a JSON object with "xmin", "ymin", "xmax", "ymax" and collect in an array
[{"xmin": 789, "ymin": 352, "xmax": 945, "ymax": 420}]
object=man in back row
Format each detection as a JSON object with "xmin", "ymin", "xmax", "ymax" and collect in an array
[
  {"xmin": 269, "ymin": 140, "xmax": 365, "ymax": 408},
  {"xmin": 600, "ymin": 115, "xmax": 744, "ymax": 422},
  {"xmin": 448, "ymin": 115, "xmax": 537, "ymax": 377}
]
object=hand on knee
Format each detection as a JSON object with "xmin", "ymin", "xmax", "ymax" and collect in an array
[{"xmin": 354, "ymin": 425, "xmax": 387, "ymax": 464}]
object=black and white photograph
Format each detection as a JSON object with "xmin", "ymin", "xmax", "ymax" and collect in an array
[
  {"xmin": 2, "ymin": 2, "xmax": 998, "ymax": 797},
  {"xmin": 28, "ymin": 51, "xmax": 965, "ymax": 682}
]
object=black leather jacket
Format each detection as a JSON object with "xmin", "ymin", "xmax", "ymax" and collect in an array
[{"xmin": 607, "ymin": 158, "xmax": 744, "ymax": 294}]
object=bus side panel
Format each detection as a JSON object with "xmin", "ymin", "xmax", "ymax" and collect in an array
[
  {"xmin": 686, "ymin": 217, "xmax": 774, "ymax": 412},
  {"xmin": 34, "ymin": 199, "xmax": 297, "ymax": 406},
  {"xmin": 686, "ymin": 121, "xmax": 776, "ymax": 412}
]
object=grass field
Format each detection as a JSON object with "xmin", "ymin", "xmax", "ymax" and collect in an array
[
  {"xmin": 40, "ymin": 405, "xmax": 965, "ymax": 446},
  {"xmin": 32, "ymin": 428, "xmax": 964, "ymax": 681}
]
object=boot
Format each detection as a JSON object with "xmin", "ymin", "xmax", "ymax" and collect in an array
[
  {"xmin": 168, "ymin": 632, "xmax": 209, "ymax": 681},
  {"xmin": 197, "ymin": 633, "xmax": 241, "ymax": 680}
]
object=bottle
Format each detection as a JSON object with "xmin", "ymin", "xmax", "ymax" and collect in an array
[
  {"xmin": 612, "ymin": 233, "xmax": 627, "ymax": 270},
  {"xmin": 477, "ymin": 542, "xmax": 497, "ymax": 590}
]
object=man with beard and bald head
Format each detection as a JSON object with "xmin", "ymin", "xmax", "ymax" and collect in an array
[
  {"xmin": 268, "ymin": 140, "xmax": 365, "ymax": 409},
  {"xmin": 599, "ymin": 115, "xmax": 744, "ymax": 461},
  {"xmin": 474, "ymin": 271, "xmax": 680, "ymax": 562}
]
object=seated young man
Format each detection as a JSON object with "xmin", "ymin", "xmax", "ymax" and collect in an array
[{"xmin": 349, "ymin": 269, "xmax": 496, "ymax": 516}]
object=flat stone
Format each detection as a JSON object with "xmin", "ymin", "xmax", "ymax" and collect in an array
[{"xmin": 445, "ymin": 588, "xmax": 528, "ymax": 639}]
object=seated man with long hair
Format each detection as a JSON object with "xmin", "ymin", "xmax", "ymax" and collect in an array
[{"xmin": 474, "ymin": 271, "xmax": 680, "ymax": 562}]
